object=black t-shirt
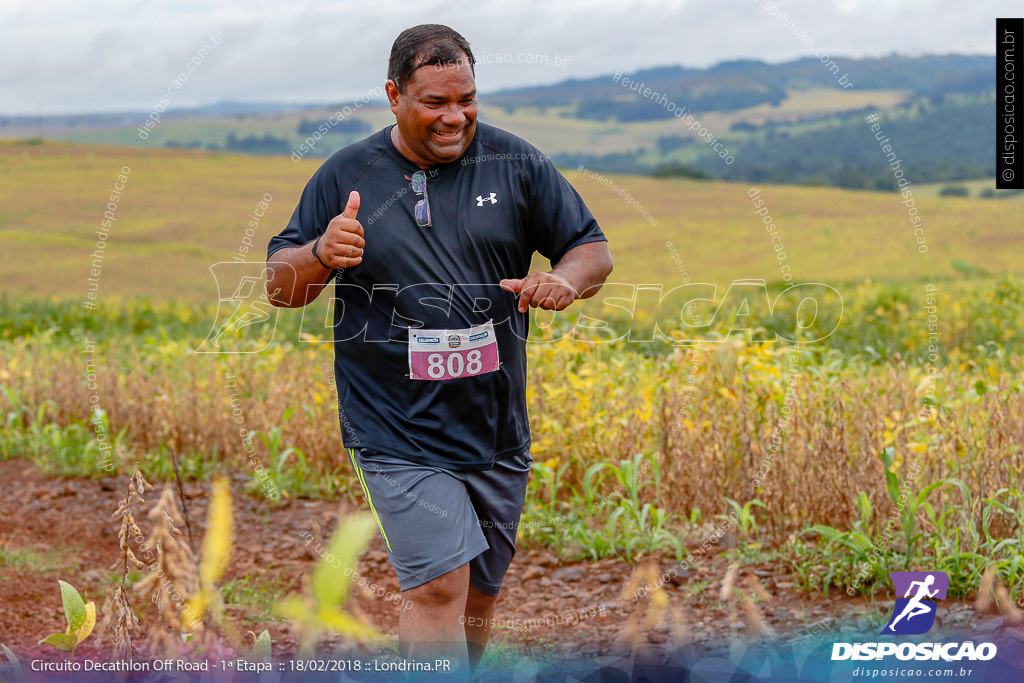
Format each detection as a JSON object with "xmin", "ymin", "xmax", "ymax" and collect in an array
[{"xmin": 267, "ymin": 122, "xmax": 606, "ymax": 470}]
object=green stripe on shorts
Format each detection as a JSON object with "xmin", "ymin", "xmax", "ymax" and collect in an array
[{"xmin": 348, "ymin": 447, "xmax": 393, "ymax": 552}]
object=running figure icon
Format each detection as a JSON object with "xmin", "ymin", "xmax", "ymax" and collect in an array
[
  {"xmin": 882, "ymin": 571, "xmax": 948, "ymax": 635},
  {"xmin": 887, "ymin": 575, "xmax": 938, "ymax": 632}
]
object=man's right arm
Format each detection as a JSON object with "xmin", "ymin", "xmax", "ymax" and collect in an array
[{"xmin": 266, "ymin": 191, "xmax": 364, "ymax": 308}]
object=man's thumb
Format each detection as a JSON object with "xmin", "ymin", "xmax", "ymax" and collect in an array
[
  {"xmin": 342, "ymin": 191, "xmax": 360, "ymax": 219},
  {"xmin": 499, "ymin": 278, "xmax": 524, "ymax": 293}
]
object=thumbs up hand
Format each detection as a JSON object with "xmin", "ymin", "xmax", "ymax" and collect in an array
[{"xmin": 320, "ymin": 191, "xmax": 365, "ymax": 268}]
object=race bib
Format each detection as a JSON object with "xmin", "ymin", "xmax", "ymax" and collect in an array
[{"xmin": 408, "ymin": 321, "xmax": 500, "ymax": 381}]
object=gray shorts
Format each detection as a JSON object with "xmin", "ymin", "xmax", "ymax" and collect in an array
[{"xmin": 346, "ymin": 447, "xmax": 532, "ymax": 596}]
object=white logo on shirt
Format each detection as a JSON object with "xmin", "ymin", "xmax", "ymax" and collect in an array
[{"xmin": 476, "ymin": 193, "xmax": 497, "ymax": 206}]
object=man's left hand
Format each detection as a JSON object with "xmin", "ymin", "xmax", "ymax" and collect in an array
[{"xmin": 499, "ymin": 272, "xmax": 578, "ymax": 313}]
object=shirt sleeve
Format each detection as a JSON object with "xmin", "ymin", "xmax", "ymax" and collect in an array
[
  {"xmin": 266, "ymin": 162, "xmax": 343, "ymax": 260},
  {"xmin": 524, "ymin": 156, "xmax": 607, "ymax": 264}
]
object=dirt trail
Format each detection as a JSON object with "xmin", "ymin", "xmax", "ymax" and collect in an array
[{"xmin": 0, "ymin": 459, "xmax": 1017, "ymax": 670}]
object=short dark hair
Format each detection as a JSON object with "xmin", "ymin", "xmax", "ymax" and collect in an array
[{"xmin": 388, "ymin": 24, "xmax": 475, "ymax": 92}]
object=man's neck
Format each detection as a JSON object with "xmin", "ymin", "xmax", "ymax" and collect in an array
[{"xmin": 390, "ymin": 125, "xmax": 433, "ymax": 170}]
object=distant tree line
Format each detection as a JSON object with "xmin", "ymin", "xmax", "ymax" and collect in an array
[
  {"xmin": 558, "ymin": 96, "xmax": 997, "ymax": 190},
  {"xmin": 576, "ymin": 83, "xmax": 787, "ymax": 122},
  {"xmin": 486, "ymin": 54, "xmax": 993, "ymax": 111},
  {"xmin": 224, "ymin": 133, "xmax": 291, "ymax": 155},
  {"xmin": 692, "ymin": 97, "xmax": 996, "ymax": 189},
  {"xmin": 296, "ymin": 118, "xmax": 371, "ymax": 135}
]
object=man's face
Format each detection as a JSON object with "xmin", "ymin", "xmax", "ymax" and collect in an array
[{"xmin": 387, "ymin": 58, "xmax": 478, "ymax": 168}]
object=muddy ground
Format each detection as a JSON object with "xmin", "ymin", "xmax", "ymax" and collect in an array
[{"xmin": 1, "ymin": 459, "xmax": 1020, "ymax": 676}]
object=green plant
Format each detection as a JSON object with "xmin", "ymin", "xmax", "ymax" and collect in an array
[
  {"xmin": 0, "ymin": 642, "xmax": 23, "ymax": 683},
  {"xmin": 923, "ymin": 486, "xmax": 1024, "ymax": 599},
  {"xmin": 519, "ymin": 458, "xmax": 580, "ymax": 556},
  {"xmin": 523, "ymin": 454, "xmax": 683, "ymax": 561},
  {"xmin": 475, "ymin": 632, "xmax": 528, "ymax": 678},
  {"xmin": 38, "ymin": 581, "xmax": 96, "ymax": 665},
  {"xmin": 726, "ymin": 541, "xmax": 779, "ymax": 566},
  {"xmin": 0, "ymin": 400, "xmax": 130, "ymax": 477},
  {"xmin": 981, "ymin": 489, "xmax": 1024, "ymax": 595},
  {"xmin": 879, "ymin": 446, "xmax": 945, "ymax": 570},
  {"xmin": 795, "ymin": 443, "xmax": 1024, "ymax": 601},
  {"xmin": 247, "ymin": 408, "xmax": 349, "ymax": 501},
  {"xmin": 804, "ymin": 489, "xmax": 888, "ymax": 595},
  {"xmin": 721, "ymin": 497, "xmax": 767, "ymax": 540},
  {"xmin": 136, "ymin": 444, "xmax": 223, "ymax": 481},
  {"xmin": 531, "ymin": 458, "xmax": 574, "ymax": 518},
  {"xmin": 275, "ymin": 512, "xmax": 384, "ymax": 655},
  {"xmin": 0, "ymin": 394, "xmax": 50, "ymax": 461},
  {"xmin": 591, "ymin": 453, "xmax": 656, "ymax": 513},
  {"xmin": 0, "ymin": 386, "xmax": 30, "ymax": 458},
  {"xmin": 681, "ymin": 578, "xmax": 713, "ymax": 596},
  {"xmin": 223, "ymin": 572, "xmax": 298, "ymax": 623},
  {"xmin": 0, "ymin": 544, "xmax": 62, "ymax": 571},
  {"xmin": 248, "ymin": 629, "xmax": 272, "ymax": 663}
]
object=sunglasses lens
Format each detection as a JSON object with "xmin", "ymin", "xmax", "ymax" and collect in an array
[
  {"xmin": 408, "ymin": 171, "xmax": 431, "ymax": 227},
  {"xmin": 415, "ymin": 199, "xmax": 431, "ymax": 227},
  {"xmin": 410, "ymin": 171, "xmax": 426, "ymax": 193}
]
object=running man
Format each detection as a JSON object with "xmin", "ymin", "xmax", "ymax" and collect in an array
[
  {"xmin": 265, "ymin": 24, "xmax": 612, "ymax": 675},
  {"xmin": 887, "ymin": 574, "xmax": 939, "ymax": 632}
]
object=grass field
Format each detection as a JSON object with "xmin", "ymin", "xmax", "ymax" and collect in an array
[
  {"xmin": 1, "ymin": 139, "xmax": 1023, "ymax": 662},
  {"xmin": 1, "ymin": 139, "xmax": 1021, "ymax": 305},
  {"xmin": 914, "ymin": 177, "xmax": 1024, "ymax": 199},
  {"xmin": 21, "ymin": 88, "xmax": 910, "ymax": 158}
]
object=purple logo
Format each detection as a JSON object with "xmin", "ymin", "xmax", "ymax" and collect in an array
[{"xmin": 882, "ymin": 571, "xmax": 949, "ymax": 635}]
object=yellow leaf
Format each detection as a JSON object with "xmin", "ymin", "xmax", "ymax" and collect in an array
[
  {"xmin": 185, "ymin": 479, "xmax": 233, "ymax": 629},
  {"xmin": 199, "ymin": 479, "xmax": 233, "ymax": 588},
  {"xmin": 74, "ymin": 602, "xmax": 96, "ymax": 646},
  {"xmin": 310, "ymin": 513, "xmax": 377, "ymax": 609},
  {"xmin": 184, "ymin": 594, "xmax": 209, "ymax": 630},
  {"xmin": 273, "ymin": 596, "xmax": 310, "ymax": 622}
]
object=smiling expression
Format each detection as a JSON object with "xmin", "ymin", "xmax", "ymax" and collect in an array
[{"xmin": 387, "ymin": 59, "xmax": 478, "ymax": 168}]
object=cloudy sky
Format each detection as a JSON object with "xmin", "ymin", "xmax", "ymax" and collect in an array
[{"xmin": 0, "ymin": 0, "xmax": 1016, "ymax": 114}]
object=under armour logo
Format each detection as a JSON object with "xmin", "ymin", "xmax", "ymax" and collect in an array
[{"xmin": 476, "ymin": 193, "xmax": 497, "ymax": 206}]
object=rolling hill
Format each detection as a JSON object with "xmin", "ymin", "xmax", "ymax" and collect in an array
[
  {"xmin": 0, "ymin": 54, "xmax": 1000, "ymax": 191},
  {"xmin": 1, "ymin": 140, "xmax": 1020, "ymax": 305}
]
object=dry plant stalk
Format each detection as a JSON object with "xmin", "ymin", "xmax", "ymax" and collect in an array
[
  {"xmin": 667, "ymin": 607, "xmax": 689, "ymax": 650},
  {"xmin": 975, "ymin": 563, "xmax": 1024, "ymax": 623},
  {"xmin": 746, "ymin": 575, "xmax": 773, "ymax": 603},
  {"xmin": 96, "ymin": 468, "xmax": 152, "ymax": 663},
  {"xmin": 614, "ymin": 559, "xmax": 668, "ymax": 655},
  {"xmin": 994, "ymin": 583, "xmax": 1024, "ymax": 623},
  {"xmin": 720, "ymin": 562, "xmax": 739, "ymax": 602},
  {"xmin": 975, "ymin": 564, "xmax": 996, "ymax": 614},
  {"xmin": 10, "ymin": 329, "xmax": 1024, "ymax": 539},
  {"xmin": 133, "ymin": 486, "xmax": 198, "ymax": 656},
  {"xmin": 719, "ymin": 563, "xmax": 775, "ymax": 641},
  {"xmin": 741, "ymin": 596, "xmax": 775, "ymax": 639},
  {"xmin": 611, "ymin": 609, "xmax": 644, "ymax": 656}
]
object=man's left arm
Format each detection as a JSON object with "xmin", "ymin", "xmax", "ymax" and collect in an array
[{"xmin": 499, "ymin": 241, "xmax": 613, "ymax": 313}]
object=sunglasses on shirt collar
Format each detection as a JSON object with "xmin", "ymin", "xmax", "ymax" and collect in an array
[{"xmin": 407, "ymin": 170, "xmax": 431, "ymax": 228}]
